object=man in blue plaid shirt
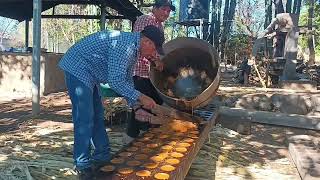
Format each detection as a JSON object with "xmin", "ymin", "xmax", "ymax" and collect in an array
[{"xmin": 58, "ymin": 25, "xmax": 164, "ymax": 179}]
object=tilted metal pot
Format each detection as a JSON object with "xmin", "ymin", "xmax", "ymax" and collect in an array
[{"xmin": 150, "ymin": 37, "xmax": 221, "ymax": 112}]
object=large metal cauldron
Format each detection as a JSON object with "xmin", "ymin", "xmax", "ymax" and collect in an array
[{"xmin": 150, "ymin": 37, "xmax": 220, "ymax": 112}]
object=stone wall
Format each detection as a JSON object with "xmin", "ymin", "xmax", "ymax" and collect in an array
[{"xmin": 0, "ymin": 52, "xmax": 66, "ymax": 97}]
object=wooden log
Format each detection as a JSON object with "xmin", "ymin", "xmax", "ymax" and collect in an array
[
  {"xmin": 218, "ymin": 106, "xmax": 320, "ymax": 131},
  {"xmin": 216, "ymin": 111, "xmax": 252, "ymax": 135},
  {"xmin": 97, "ymin": 111, "xmax": 218, "ymax": 180},
  {"xmin": 279, "ymin": 80, "xmax": 317, "ymax": 91}
]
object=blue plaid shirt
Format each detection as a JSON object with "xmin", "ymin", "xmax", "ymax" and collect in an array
[{"xmin": 59, "ymin": 30, "xmax": 141, "ymax": 106}]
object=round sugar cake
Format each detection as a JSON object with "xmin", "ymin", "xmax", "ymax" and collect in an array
[
  {"xmin": 133, "ymin": 142, "xmax": 145, "ymax": 147},
  {"xmin": 134, "ymin": 154, "xmax": 148, "ymax": 160},
  {"xmin": 175, "ymin": 147, "xmax": 187, "ymax": 153},
  {"xmin": 188, "ymin": 134, "xmax": 199, "ymax": 139},
  {"xmin": 157, "ymin": 152, "xmax": 169, "ymax": 159},
  {"xmin": 118, "ymin": 152, "xmax": 133, "ymax": 157},
  {"xmin": 110, "ymin": 158, "xmax": 125, "ymax": 164},
  {"xmin": 137, "ymin": 137, "xmax": 151, "ymax": 142},
  {"xmin": 190, "ymin": 130, "xmax": 199, "ymax": 135},
  {"xmin": 159, "ymin": 134, "xmax": 170, "ymax": 139},
  {"xmin": 154, "ymin": 173, "xmax": 170, "ymax": 180},
  {"xmin": 160, "ymin": 165, "xmax": 175, "ymax": 172},
  {"xmin": 177, "ymin": 142, "xmax": 191, "ymax": 148},
  {"xmin": 144, "ymin": 133, "xmax": 155, "ymax": 138},
  {"xmin": 168, "ymin": 141, "xmax": 177, "ymax": 146},
  {"xmin": 182, "ymin": 138, "xmax": 194, "ymax": 143},
  {"xmin": 170, "ymin": 152, "xmax": 184, "ymax": 158},
  {"xmin": 117, "ymin": 167, "xmax": 133, "ymax": 175},
  {"xmin": 100, "ymin": 165, "xmax": 115, "ymax": 172},
  {"xmin": 126, "ymin": 160, "xmax": 142, "ymax": 167},
  {"xmin": 150, "ymin": 155, "xmax": 165, "ymax": 162},
  {"xmin": 142, "ymin": 162, "xmax": 158, "ymax": 169},
  {"xmin": 147, "ymin": 143, "xmax": 159, "ymax": 148},
  {"xmin": 141, "ymin": 148, "xmax": 153, "ymax": 154},
  {"xmin": 136, "ymin": 170, "xmax": 151, "ymax": 177},
  {"xmin": 161, "ymin": 145, "xmax": 173, "ymax": 152},
  {"xmin": 165, "ymin": 158, "xmax": 180, "ymax": 165},
  {"xmin": 127, "ymin": 147, "xmax": 139, "ymax": 152}
]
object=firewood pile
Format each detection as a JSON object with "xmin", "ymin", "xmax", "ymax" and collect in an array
[
  {"xmin": 249, "ymin": 64, "xmax": 267, "ymax": 86},
  {"xmin": 103, "ymin": 97, "xmax": 130, "ymax": 124},
  {"xmin": 249, "ymin": 62, "xmax": 267, "ymax": 86},
  {"xmin": 308, "ymin": 65, "xmax": 320, "ymax": 86}
]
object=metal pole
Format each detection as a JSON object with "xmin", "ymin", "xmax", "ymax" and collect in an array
[
  {"xmin": 32, "ymin": 0, "xmax": 41, "ymax": 115},
  {"xmin": 200, "ymin": 19, "xmax": 203, "ymax": 39},
  {"xmin": 25, "ymin": 20, "xmax": 29, "ymax": 48},
  {"xmin": 100, "ymin": 4, "xmax": 106, "ymax": 30},
  {"xmin": 186, "ymin": 26, "xmax": 189, "ymax": 37}
]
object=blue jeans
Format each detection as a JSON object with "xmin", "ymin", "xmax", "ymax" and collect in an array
[{"xmin": 64, "ymin": 72, "xmax": 110, "ymax": 170}]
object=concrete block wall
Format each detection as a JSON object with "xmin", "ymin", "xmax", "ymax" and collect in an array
[{"xmin": 0, "ymin": 52, "xmax": 66, "ymax": 97}]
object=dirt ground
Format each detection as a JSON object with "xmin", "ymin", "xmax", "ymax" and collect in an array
[{"xmin": 0, "ymin": 71, "xmax": 319, "ymax": 180}]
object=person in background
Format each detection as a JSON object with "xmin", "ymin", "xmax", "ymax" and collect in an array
[
  {"xmin": 240, "ymin": 57, "xmax": 251, "ymax": 85},
  {"xmin": 124, "ymin": 0, "xmax": 176, "ymax": 143},
  {"xmin": 58, "ymin": 25, "xmax": 164, "ymax": 180}
]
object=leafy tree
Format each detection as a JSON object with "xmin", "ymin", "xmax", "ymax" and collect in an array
[
  {"xmin": 299, "ymin": 2, "xmax": 320, "ymax": 59},
  {"xmin": 235, "ymin": 0, "xmax": 264, "ymax": 38},
  {"xmin": 220, "ymin": 0, "xmax": 237, "ymax": 59},
  {"xmin": 42, "ymin": 4, "xmax": 100, "ymax": 52},
  {"xmin": 0, "ymin": 17, "xmax": 18, "ymax": 44}
]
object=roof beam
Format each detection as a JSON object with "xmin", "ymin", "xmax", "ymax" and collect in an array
[{"xmin": 41, "ymin": 14, "xmax": 125, "ymax": 19}]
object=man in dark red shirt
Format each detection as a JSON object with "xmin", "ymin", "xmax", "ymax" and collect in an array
[{"xmin": 125, "ymin": 0, "xmax": 175, "ymax": 142}]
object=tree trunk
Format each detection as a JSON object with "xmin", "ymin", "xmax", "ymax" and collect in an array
[
  {"xmin": 265, "ymin": 0, "xmax": 272, "ymax": 28},
  {"xmin": 209, "ymin": 0, "xmax": 217, "ymax": 45},
  {"xmin": 275, "ymin": 0, "xmax": 285, "ymax": 15},
  {"xmin": 296, "ymin": 0, "xmax": 302, "ymax": 15},
  {"xmin": 293, "ymin": 0, "xmax": 298, "ymax": 13},
  {"xmin": 286, "ymin": 0, "xmax": 292, "ymax": 13},
  {"xmin": 293, "ymin": 0, "xmax": 302, "ymax": 14},
  {"xmin": 220, "ymin": 0, "xmax": 236, "ymax": 60},
  {"xmin": 220, "ymin": 0, "xmax": 230, "ymax": 56},
  {"xmin": 214, "ymin": 0, "xmax": 222, "ymax": 51},
  {"xmin": 307, "ymin": 0, "xmax": 315, "ymax": 65}
]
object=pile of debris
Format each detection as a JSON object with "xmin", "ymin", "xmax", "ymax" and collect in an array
[
  {"xmin": 308, "ymin": 64, "xmax": 320, "ymax": 86},
  {"xmin": 103, "ymin": 97, "xmax": 130, "ymax": 125}
]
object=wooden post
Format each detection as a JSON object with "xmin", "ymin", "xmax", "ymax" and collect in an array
[
  {"xmin": 100, "ymin": 3, "xmax": 106, "ymax": 30},
  {"xmin": 25, "ymin": 20, "xmax": 29, "ymax": 48}
]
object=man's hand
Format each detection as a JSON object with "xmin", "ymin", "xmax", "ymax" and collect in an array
[
  {"xmin": 138, "ymin": 94, "xmax": 156, "ymax": 109},
  {"xmin": 154, "ymin": 59, "xmax": 164, "ymax": 71}
]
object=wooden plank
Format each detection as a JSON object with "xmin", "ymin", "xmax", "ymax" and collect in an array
[
  {"xmin": 97, "ymin": 111, "xmax": 218, "ymax": 180},
  {"xmin": 218, "ymin": 106, "xmax": 320, "ymax": 131},
  {"xmin": 288, "ymin": 135, "xmax": 320, "ymax": 180},
  {"xmin": 173, "ymin": 112, "xmax": 218, "ymax": 180},
  {"xmin": 279, "ymin": 80, "xmax": 317, "ymax": 91}
]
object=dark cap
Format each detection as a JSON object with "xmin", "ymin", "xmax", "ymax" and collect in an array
[
  {"xmin": 154, "ymin": 0, "xmax": 176, "ymax": 11},
  {"xmin": 141, "ymin": 25, "xmax": 165, "ymax": 55}
]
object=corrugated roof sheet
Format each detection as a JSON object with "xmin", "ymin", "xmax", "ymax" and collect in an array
[{"xmin": 0, "ymin": 0, "xmax": 142, "ymax": 21}]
